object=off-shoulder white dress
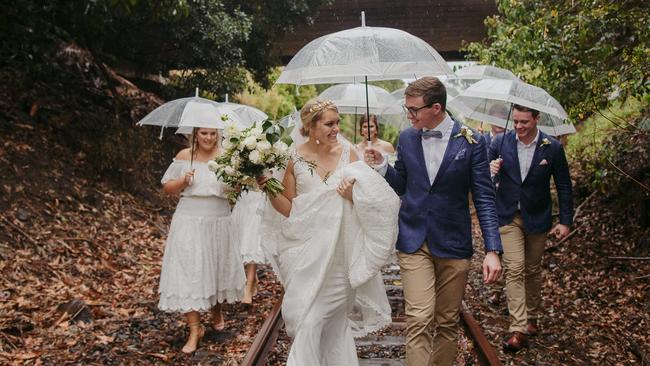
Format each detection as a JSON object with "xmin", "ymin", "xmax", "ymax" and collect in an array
[{"xmin": 158, "ymin": 159, "xmax": 245, "ymax": 312}]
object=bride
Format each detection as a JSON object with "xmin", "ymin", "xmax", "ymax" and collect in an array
[{"xmin": 257, "ymin": 99, "xmax": 400, "ymax": 365}]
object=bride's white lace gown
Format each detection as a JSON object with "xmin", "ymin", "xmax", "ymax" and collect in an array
[{"xmin": 262, "ymin": 143, "xmax": 401, "ymax": 366}]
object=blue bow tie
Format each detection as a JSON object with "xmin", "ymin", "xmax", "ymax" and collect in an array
[{"xmin": 421, "ymin": 129, "xmax": 443, "ymax": 139}]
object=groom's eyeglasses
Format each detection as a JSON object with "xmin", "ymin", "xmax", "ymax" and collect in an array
[{"xmin": 402, "ymin": 101, "xmax": 438, "ymax": 117}]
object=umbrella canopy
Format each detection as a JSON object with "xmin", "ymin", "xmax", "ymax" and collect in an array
[
  {"xmin": 455, "ymin": 65, "xmax": 520, "ymax": 83},
  {"xmin": 219, "ymin": 102, "xmax": 268, "ymax": 128},
  {"xmin": 276, "ymin": 14, "xmax": 453, "ymax": 85},
  {"xmin": 318, "ymin": 83, "xmax": 401, "ymax": 115},
  {"xmin": 175, "ymin": 101, "xmax": 242, "ymax": 134},
  {"xmin": 137, "ymin": 95, "xmax": 267, "ymax": 130},
  {"xmin": 454, "ymin": 79, "xmax": 576, "ymax": 136}
]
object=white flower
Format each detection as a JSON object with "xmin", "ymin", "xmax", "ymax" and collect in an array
[
  {"xmin": 224, "ymin": 123, "xmax": 240, "ymax": 137},
  {"xmin": 243, "ymin": 136, "xmax": 257, "ymax": 150},
  {"xmin": 222, "ymin": 139, "xmax": 233, "ymax": 150},
  {"xmin": 251, "ymin": 127, "xmax": 264, "ymax": 137},
  {"xmin": 273, "ymin": 141, "xmax": 288, "ymax": 154},
  {"xmin": 230, "ymin": 155, "xmax": 241, "ymax": 169},
  {"xmin": 207, "ymin": 160, "xmax": 220, "ymax": 172},
  {"xmin": 249, "ymin": 150, "xmax": 262, "ymax": 164},
  {"xmin": 224, "ymin": 166, "xmax": 236, "ymax": 175},
  {"xmin": 256, "ymin": 140, "xmax": 272, "ymax": 153}
]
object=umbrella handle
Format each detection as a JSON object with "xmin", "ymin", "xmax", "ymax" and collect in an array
[{"xmin": 491, "ymin": 154, "xmax": 504, "ymax": 190}]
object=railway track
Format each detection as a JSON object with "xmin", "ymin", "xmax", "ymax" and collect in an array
[{"xmin": 242, "ymin": 263, "xmax": 502, "ymax": 366}]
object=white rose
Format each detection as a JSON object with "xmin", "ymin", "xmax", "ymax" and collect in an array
[
  {"xmin": 222, "ymin": 139, "xmax": 233, "ymax": 150},
  {"xmin": 257, "ymin": 140, "xmax": 272, "ymax": 153},
  {"xmin": 224, "ymin": 123, "xmax": 240, "ymax": 137},
  {"xmin": 273, "ymin": 141, "xmax": 288, "ymax": 153},
  {"xmin": 243, "ymin": 136, "xmax": 257, "ymax": 150},
  {"xmin": 207, "ymin": 160, "xmax": 220, "ymax": 172},
  {"xmin": 249, "ymin": 150, "xmax": 262, "ymax": 164},
  {"xmin": 224, "ymin": 166, "xmax": 236, "ymax": 175}
]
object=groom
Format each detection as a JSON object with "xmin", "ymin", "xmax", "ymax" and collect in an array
[{"xmin": 365, "ymin": 77, "xmax": 503, "ymax": 366}]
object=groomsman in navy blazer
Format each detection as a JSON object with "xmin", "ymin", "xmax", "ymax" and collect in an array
[
  {"xmin": 481, "ymin": 124, "xmax": 505, "ymax": 152},
  {"xmin": 365, "ymin": 77, "xmax": 503, "ymax": 366},
  {"xmin": 480, "ymin": 104, "xmax": 508, "ymax": 152},
  {"xmin": 489, "ymin": 104, "xmax": 573, "ymax": 351}
]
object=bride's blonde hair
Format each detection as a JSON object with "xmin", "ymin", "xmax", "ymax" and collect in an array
[{"xmin": 299, "ymin": 99, "xmax": 338, "ymax": 137}]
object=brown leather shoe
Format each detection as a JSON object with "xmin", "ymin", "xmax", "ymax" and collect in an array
[
  {"xmin": 503, "ymin": 331, "xmax": 528, "ymax": 352},
  {"xmin": 526, "ymin": 319, "xmax": 539, "ymax": 336}
]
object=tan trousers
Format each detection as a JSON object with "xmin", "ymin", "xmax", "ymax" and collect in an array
[
  {"xmin": 499, "ymin": 214, "xmax": 547, "ymax": 333},
  {"xmin": 398, "ymin": 243, "xmax": 470, "ymax": 366}
]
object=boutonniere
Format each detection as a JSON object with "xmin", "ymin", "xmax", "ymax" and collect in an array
[
  {"xmin": 541, "ymin": 138, "xmax": 551, "ymax": 147},
  {"xmin": 454, "ymin": 126, "xmax": 477, "ymax": 144}
]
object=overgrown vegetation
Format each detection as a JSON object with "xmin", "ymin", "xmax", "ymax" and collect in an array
[
  {"xmin": 1, "ymin": 0, "xmax": 329, "ymax": 98},
  {"xmin": 464, "ymin": 0, "xmax": 649, "ymax": 120}
]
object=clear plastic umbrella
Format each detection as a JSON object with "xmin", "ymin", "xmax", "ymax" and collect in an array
[
  {"xmin": 454, "ymin": 79, "xmax": 575, "ymax": 136},
  {"xmin": 277, "ymin": 11, "xmax": 454, "ymax": 144},
  {"xmin": 318, "ymin": 83, "xmax": 402, "ymax": 143},
  {"xmin": 455, "ymin": 65, "xmax": 520, "ymax": 87},
  {"xmin": 137, "ymin": 89, "xmax": 267, "ymax": 135},
  {"xmin": 277, "ymin": 13, "xmax": 453, "ymax": 85},
  {"xmin": 318, "ymin": 83, "xmax": 400, "ymax": 115},
  {"xmin": 174, "ymin": 101, "xmax": 243, "ymax": 135}
]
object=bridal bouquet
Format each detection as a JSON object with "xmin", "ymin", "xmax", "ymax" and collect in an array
[{"xmin": 208, "ymin": 120, "xmax": 291, "ymax": 202}]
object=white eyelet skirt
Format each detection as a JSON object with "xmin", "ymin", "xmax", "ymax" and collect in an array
[{"xmin": 158, "ymin": 196, "xmax": 245, "ymax": 312}]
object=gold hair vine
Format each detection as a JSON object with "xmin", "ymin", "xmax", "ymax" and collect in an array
[{"xmin": 308, "ymin": 100, "xmax": 335, "ymax": 114}]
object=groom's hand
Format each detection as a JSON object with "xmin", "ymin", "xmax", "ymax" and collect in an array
[
  {"xmin": 364, "ymin": 147, "xmax": 384, "ymax": 166},
  {"xmin": 482, "ymin": 252, "xmax": 502, "ymax": 284}
]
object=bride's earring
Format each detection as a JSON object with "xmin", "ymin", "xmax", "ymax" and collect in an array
[{"xmin": 315, "ymin": 138, "xmax": 320, "ymax": 145}]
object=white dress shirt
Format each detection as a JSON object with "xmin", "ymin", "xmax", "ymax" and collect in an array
[
  {"xmin": 516, "ymin": 129, "xmax": 539, "ymax": 181},
  {"xmin": 421, "ymin": 116, "xmax": 453, "ymax": 184},
  {"xmin": 374, "ymin": 115, "xmax": 454, "ymax": 183}
]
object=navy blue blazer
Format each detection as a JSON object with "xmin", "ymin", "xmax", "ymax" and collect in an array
[
  {"xmin": 481, "ymin": 131, "xmax": 492, "ymax": 149},
  {"xmin": 489, "ymin": 130, "xmax": 573, "ymax": 234},
  {"xmin": 385, "ymin": 120, "xmax": 502, "ymax": 259}
]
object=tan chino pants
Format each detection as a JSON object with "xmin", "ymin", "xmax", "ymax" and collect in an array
[
  {"xmin": 398, "ymin": 243, "xmax": 470, "ymax": 366},
  {"xmin": 499, "ymin": 214, "xmax": 547, "ymax": 333}
]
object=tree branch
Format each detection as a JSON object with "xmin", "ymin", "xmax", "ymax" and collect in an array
[{"xmin": 607, "ymin": 158, "xmax": 650, "ymax": 194}]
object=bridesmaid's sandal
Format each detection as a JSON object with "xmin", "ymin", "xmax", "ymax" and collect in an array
[
  {"xmin": 181, "ymin": 322, "xmax": 205, "ymax": 354},
  {"xmin": 212, "ymin": 310, "xmax": 225, "ymax": 331}
]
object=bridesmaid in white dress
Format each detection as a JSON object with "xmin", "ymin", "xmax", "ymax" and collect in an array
[
  {"xmin": 258, "ymin": 99, "xmax": 400, "ymax": 366},
  {"xmin": 158, "ymin": 127, "xmax": 245, "ymax": 353},
  {"xmin": 355, "ymin": 114, "xmax": 396, "ymax": 157},
  {"xmin": 230, "ymin": 189, "xmax": 266, "ymax": 304}
]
